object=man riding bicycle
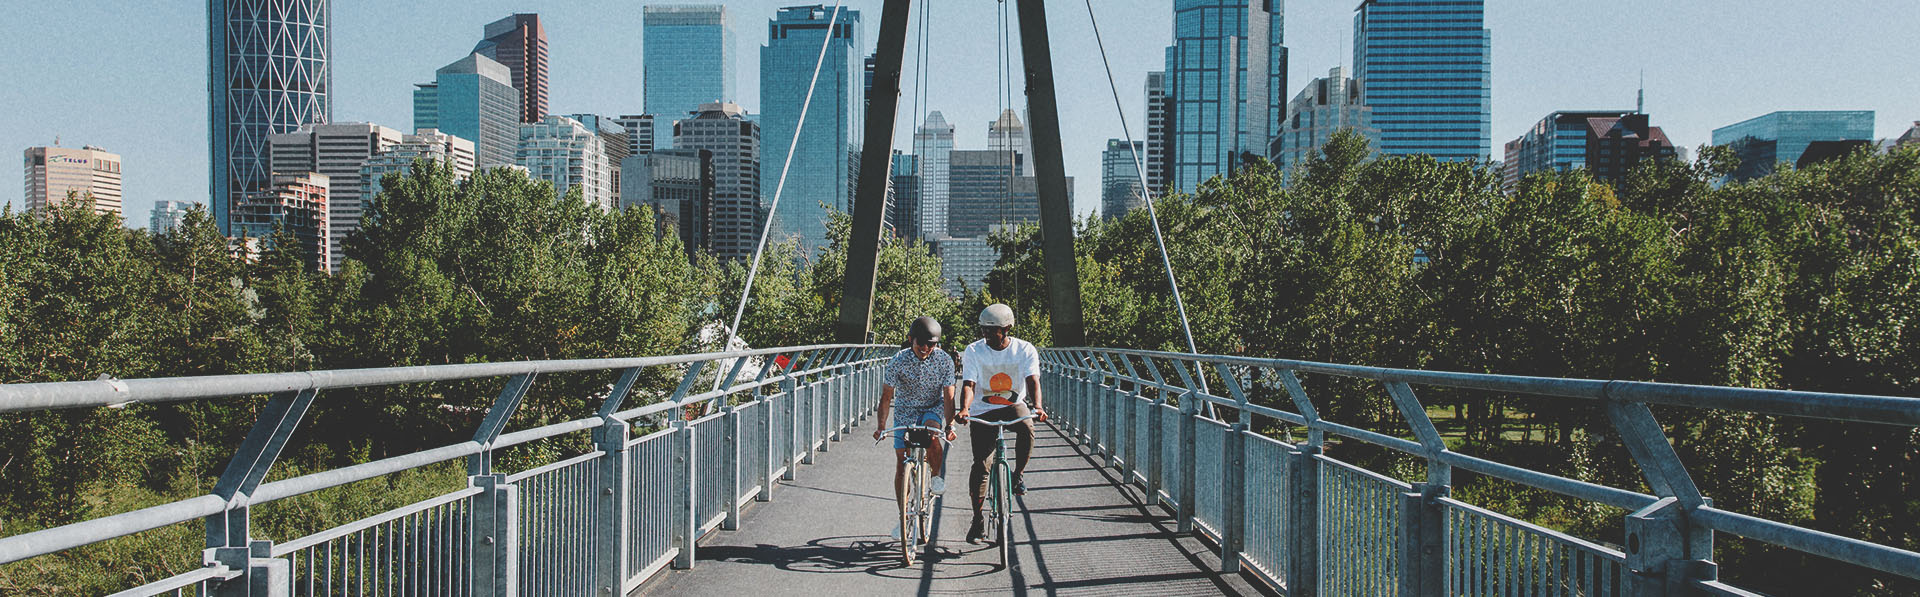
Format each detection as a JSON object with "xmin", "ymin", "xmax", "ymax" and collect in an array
[
  {"xmin": 872, "ymin": 316, "xmax": 957, "ymax": 541},
  {"xmin": 955, "ymin": 303, "xmax": 1047, "ymax": 544}
]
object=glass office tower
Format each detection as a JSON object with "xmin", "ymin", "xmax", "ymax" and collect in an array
[
  {"xmin": 1712, "ymin": 111, "xmax": 1875, "ymax": 182},
  {"xmin": 209, "ymin": 0, "xmax": 331, "ymax": 236},
  {"xmin": 644, "ymin": 5, "xmax": 736, "ymax": 150},
  {"xmin": 1353, "ymin": 0, "xmax": 1492, "ymax": 162},
  {"xmin": 1164, "ymin": 0, "xmax": 1285, "ymax": 193},
  {"xmin": 414, "ymin": 53, "xmax": 521, "ymax": 170},
  {"xmin": 760, "ymin": 5, "xmax": 863, "ymax": 258}
]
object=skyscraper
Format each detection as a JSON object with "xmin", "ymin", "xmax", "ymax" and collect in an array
[
  {"xmin": 359, "ymin": 129, "xmax": 476, "ymax": 203},
  {"xmin": 946, "ymin": 150, "xmax": 1071, "ymax": 240},
  {"xmin": 1712, "ymin": 111, "xmax": 1875, "ymax": 182},
  {"xmin": 1354, "ymin": 0, "xmax": 1491, "ymax": 162},
  {"xmin": 24, "ymin": 146, "xmax": 122, "ymax": 217},
  {"xmin": 673, "ymin": 102, "xmax": 761, "ymax": 261},
  {"xmin": 563, "ymin": 114, "xmax": 634, "ymax": 197},
  {"xmin": 1275, "ymin": 67, "xmax": 1378, "ymax": 173},
  {"xmin": 912, "ymin": 111, "xmax": 954, "ymax": 238},
  {"xmin": 474, "ymin": 14, "xmax": 549, "ymax": 124},
  {"xmin": 615, "ymin": 114, "xmax": 658, "ymax": 155},
  {"xmin": 1163, "ymin": 0, "xmax": 1284, "ymax": 193},
  {"xmin": 414, "ymin": 53, "xmax": 521, "ymax": 170},
  {"xmin": 1143, "ymin": 72, "xmax": 1172, "ymax": 194},
  {"xmin": 644, "ymin": 5, "xmax": 735, "ymax": 150},
  {"xmin": 760, "ymin": 5, "xmax": 863, "ymax": 257},
  {"xmin": 1101, "ymin": 139, "xmax": 1145, "ymax": 220},
  {"xmin": 209, "ymin": 0, "xmax": 331, "ymax": 236},
  {"xmin": 621, "ymin": 148, "xmax": 714, "ymax": 254},
  {"xmin": 1504, "ymin": 111, "xmax": 1677, "ymax": 187},
  {"xmin": 232, "ymin": 172, "xmax": 330, "ymax": 271},
  {"xmin": 269, "ymin": 122, "xmax": 403, "ymax": 271},
  {"xmin": 151, "ymin": 200, "xmax": 194, "ymax": 234},
  {"xmin": 889, "ymin": 151, "xmax": 920, "ymax": 240},
  {"xmin": 987, "ymin": 110, "xmax": 1033, "ymax": 177},
  {"xmin": 518, "ymin": 116, "xmax": 618, "ymax": 210}
]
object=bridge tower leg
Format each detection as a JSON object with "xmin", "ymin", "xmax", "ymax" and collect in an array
[
  {"xmin": 834, "ymin": 0, "xmax": 913, "ymax": 344},
  {"xmin": 1015, "ymin": 0, "xmax": 1087, "ymax": 347}
]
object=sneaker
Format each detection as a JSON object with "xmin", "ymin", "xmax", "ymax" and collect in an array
[
  {"xmin": 890, "ymin": 523, "xmax": 901, "ymax": 541},
  {"xmin": 1013, "ymin": 474, "xmax": 1027, "ymax": 496},
  {"xmin": 930, "ymin": 476, "xmax": 946, "ymax": 494},
  {"xmin": 965, "ymin": 515, "xmax": 986, "ymax": 544}
]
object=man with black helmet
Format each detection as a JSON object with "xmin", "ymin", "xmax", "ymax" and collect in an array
[
  {"xmin": 873, "ymin": 316, "xmax": 957, "ymax": 541},
  {"xmin": 956, "ymin": 303, "xmax": 1047, "ymax": 543}
]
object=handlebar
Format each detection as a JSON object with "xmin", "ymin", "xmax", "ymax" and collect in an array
[
  {"xmin": 964, "ymin": 414, "xmax": 1038, "ymax": 427},
  {"xmin": 874, "ymin": 424, "xmax": 949, "ymax": 444}
]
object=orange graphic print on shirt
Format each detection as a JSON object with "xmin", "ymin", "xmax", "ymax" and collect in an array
[{"xmin": 986, "ymin": 372, "xmax": 1017, "ymax": 405}]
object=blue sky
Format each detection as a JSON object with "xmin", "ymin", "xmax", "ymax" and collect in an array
[{"xmin": 3, "ymin": 1, "xmax": 1915, "ymax": 227}]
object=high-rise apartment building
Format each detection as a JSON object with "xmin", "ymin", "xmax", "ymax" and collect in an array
[
  {"xmin": 1164, "ymin": 0, "xmax": 1285, "ymax": 193},
  {"xmin": 987, "ymin": 110, "xmax": 1033, "ymax": 177},
  {"xmin": 414, "ymin": 53, "xmax": 521, "ymax": 170},
  {"xmin": 23, "ymin": 146, "xmax": 122, "ymax": 216},
  {"xmin": 946, "ymin": 150, "xmax": 1071, "ymax": 239},
  {"xmin": 1354, "ymin": 0, "xmax": 1491, "ymax": 162},
  {"xmin": 621, "ymin": 148, "xmax": 714, "ymax": 254},
  {"xmin": 474, "ymin": 14, "xmax": 549, "ymax": 124},
  {"xmin": 1275, "ymin": 67, "xmax": 1379, "ymax": 172},
  {"xmin": 209, "ymin": 0, "xmax": 331, "ymax": 236},
  {"xmin": 518, "ymin": 116, "xmax": 617, "ymax": 210},
  {"xmin": 889, "ymin": 151, "xmax": 920, "ymax": 240},
  {"xmin": 615, "ymin": 114, "xmax": 658, "ymax": 155},
  {"xmin": 1504, "ymin": 111, "xmax": 1677, "ymax": 187},
  {"xmin": 232, "ymin": 172, "xmax": 330, "ymax": 272},
  {"xmin": 150, "ymin": 200, "xmax": 194, "ymax": 234},
  {"xmin": 1712, "ymin": 111, "xmax": 1875, "ymax": 182},
  {"xmin": 1143, "ymin": 72, "xmax": 1172, "ymax": 194},
  {"xmin": 563, "ymin": 114, "xmax": 633, "ymax": 197},
  {"xmin": 359, "ymin": 129, "xmax": 476, "ymax": 203},
  {"xmin": 760, "ymin": 5, "xmax": 863, "ymax": 257},
  {"xmin": 673, "ymin": 102, "xmax": 761, "ymax": 261},
  {"xmin": 269, "ymin": 123, "xmax": 403, "ymax": 271},
  {"xmin": 912, "ymin": 111, "xmax": 954, "ymax": 238},
  {"xmin": 1101, "ymin": 140, "xmax": 1145, "ymax": 220},
  {"xmin": 644, "ymin": 5, "xmax": 735, "ymax": 150}
]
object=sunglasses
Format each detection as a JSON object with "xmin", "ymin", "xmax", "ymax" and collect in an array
[{"xmin": 914, "ymin": 339, "xmax": 939, "ymax": 347}]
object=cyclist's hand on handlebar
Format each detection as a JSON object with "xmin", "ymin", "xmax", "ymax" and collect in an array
[
  {"xmin": 945, "ymin": 427, "xmax": 958, "ymax": 442},
  {"xmin": 955, "ymin": 412, "xmax": 970, "ymax": 425},
  {"xmin": 1035, "ymin": 408, "xmax": 1049, "ymax": 423},
  {"xmin": 872, "ymin": 428, "xmax": 883, "ymax": 441}
]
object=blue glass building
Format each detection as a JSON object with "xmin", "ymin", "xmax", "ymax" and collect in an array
[
  {"xmin": 644, "ymin": 5, "xmax": 736, "ymax": 150},
  {"xmin": 209, "ymin": 0, "xmax": 332, "ymax": 236},
  {"xmin": 1353, "ymin": 0, "xmax": 1491, "ymax": 162},
  {"xmin": 760, "ymin": 5, "xmax": 863, "ymax": 258},
  {"xmin": 414, "ymin": 53, "xmax": 521, "ymax": 170},
  {"xmin": 1163, "ymin": 0, "xmax": 1284, "ymax": 193},
  {"xmin": 1711, "ymin": 111, "xmax": 1875, "ymax": 182}
]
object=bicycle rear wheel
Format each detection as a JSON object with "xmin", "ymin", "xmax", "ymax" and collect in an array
[
  {"xmin": 902, "ymin": 462, "xmax": 923, "ymax": 566},
  {"xmin": 993, "ymin": 461, "xmax": 1011, "ymax": 567}
]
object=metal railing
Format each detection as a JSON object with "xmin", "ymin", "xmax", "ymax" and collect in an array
[
  {"xmin": 0, "ymin": 343, "xmax": 890, "ymax": 595},
  {"xmin": 1041, "ymin": 347, "xmax": 1920, "ymax": 597}
]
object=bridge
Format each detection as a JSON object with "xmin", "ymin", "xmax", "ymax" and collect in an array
[{"xmin": 2, "ymin": 343, "xmax": 1917, "ymax": 595}]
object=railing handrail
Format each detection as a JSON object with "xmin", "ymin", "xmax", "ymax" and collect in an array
[
  {"xmin": 0, "ymin": 342, "xmax": 887, "ymax": 413},
  {"xmin": 1049, "ymin": 346, "xmax": 1920, "ymax": 426}
]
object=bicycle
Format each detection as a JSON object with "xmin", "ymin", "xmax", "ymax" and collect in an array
[
  {"xmin": 875, "ymin": 423, "xmax": 946, "ymax": 566},
  {"xmin": 964, "ymin": 413, "xmax": 1037, "ymax": 568}
]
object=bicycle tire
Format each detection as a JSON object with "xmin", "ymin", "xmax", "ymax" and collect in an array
[
  {"xmin": 916, "ymin": 460, "xmax": 934, "ymax": 542},
  {"xmin": 902, "ymin": 460, "xmax": 922, "ymax": 566},
  {"xmin": 997, "ymin": 461, "xmax": 1011, "ymax": 567}
]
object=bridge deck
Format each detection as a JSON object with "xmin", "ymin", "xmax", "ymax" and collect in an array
[{"xmin": 638, "ymin": 418, "xmax": 1273, "ymax": 596}]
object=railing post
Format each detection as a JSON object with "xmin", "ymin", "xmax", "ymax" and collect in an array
[
  {"xmin": 670, "ymin": 419, "xmax": 698, "ymax": 569},
  {"xmin": 1397, "ymin": 483, "xmax": 1447, "ymax": 597},
  {"xmin": 1177, "ymin": 392, "xmax": 1199, "ymax": 533},
  {"xmin": 824, "ymin": 364, "xmax": 840, "ymax": 447},
  {"xmin": 205, "ymin": 540, "xmax": 288, "ymax": 597},
  {"xmin": 782, "ymin": 376, "xmax": 800, "ymax": 480},
  {"xmin": 1124, "ymin": 386, "xmax": 1140, "ymax": 484},
  {"xmin": 1623, "ymin": 497, "xmax": 1718, "ymax": 596},
  {"xmin": 759, "ymin": 388, "xmax": 777, "ymax": 501},
  {"xmin": 471, "ymin": 473, "xmax": 519, "ymax": 597},
  {"xmin": 1288, "ymin": 444, "xmax": 1321, "ymax": 597},
  {"xmin": 1220, "ymin": 420, "xmax": 1248, "ymax": 573},
  {"xmin": 1146, "ymin": 394, "xmax": 1166, "ymax": 504},
  {"xmin": 799, "ymin": 377, "xmax": 817, "ymax": 465},
  {"xmin": 592, "ymin": 418, "xmax": 630, "ymax": 595},
  {"xmin": 721, "ymin": 405, "xmax": 743, "ymax": 530}
]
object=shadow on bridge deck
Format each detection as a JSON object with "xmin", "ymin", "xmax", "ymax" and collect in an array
[{"xmin": 637, "ymin": 420, "xmax": 1275, "ymax": 596}]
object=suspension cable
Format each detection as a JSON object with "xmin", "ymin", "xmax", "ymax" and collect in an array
[
  {"xmin": 717, "ymin": 0, "xmax": 846, "ymax": 389},
  {"xmin": 1082, "ymin": 0, "xmax": 1213, "ymax": 400}
]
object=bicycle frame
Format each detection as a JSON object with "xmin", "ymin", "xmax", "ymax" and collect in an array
[{"xmin": 970, "ymin": 414, "xmax": 1036, "ymax": 567}]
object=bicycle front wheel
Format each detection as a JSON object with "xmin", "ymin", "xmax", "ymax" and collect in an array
[{"xmin": 902, "ymin": 463, "xmax": 922, "ymax": 566}]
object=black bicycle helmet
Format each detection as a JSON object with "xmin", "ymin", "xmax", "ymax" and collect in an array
[{"xmin": 909, "ymin": 316, "xmax": 943, "ymax": 344}]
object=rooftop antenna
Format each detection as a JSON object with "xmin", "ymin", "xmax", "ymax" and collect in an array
[
  {"xmin": 53, "ymin": 135, "xmax": 60, "ymax": 147},
  {"xmin": 1636, "ymin": 70, "xmax": 1645, "ymax": 114}
]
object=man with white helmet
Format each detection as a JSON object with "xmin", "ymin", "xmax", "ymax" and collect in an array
[{"xmin": 955, "ymin": 303, "xmax": 1047, "ymax": 543}]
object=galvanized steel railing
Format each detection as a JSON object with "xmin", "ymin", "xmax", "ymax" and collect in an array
[
  {"xmin": 0, "ymin": 343, "xmax": 890, "ymax": 595},
  {"xmin": 1041, "ymin": 347, "xmax": 1920, "ymax": 597}
]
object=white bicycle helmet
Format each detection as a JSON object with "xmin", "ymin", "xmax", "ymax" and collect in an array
[{"xmin": 978, "ymin": 303, "xmax": 1016, "ymax": 328}]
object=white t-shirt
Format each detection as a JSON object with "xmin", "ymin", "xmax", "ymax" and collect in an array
[{"xmin": 961, "ymin": 337, "xmax": 1041, "ymax": 415}]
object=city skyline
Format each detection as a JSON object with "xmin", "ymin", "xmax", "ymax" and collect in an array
[{"xmin": 3, "ymin": 1, "xmax": 1916, "ymax": 227}]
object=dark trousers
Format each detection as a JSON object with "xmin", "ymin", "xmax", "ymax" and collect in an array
[{"xmin": 968, "ymin": 402, "xmax": 1034, "ymax": 512}]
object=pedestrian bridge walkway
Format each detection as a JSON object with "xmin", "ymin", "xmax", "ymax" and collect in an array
[{"xmin": 1, "ymin": 343, "xmax": 1916, "ymax": 595}]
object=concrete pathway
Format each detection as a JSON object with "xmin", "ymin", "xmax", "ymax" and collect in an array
[{"xmin": 637, "ymin": 417, "xmax": 1275, "ymax": 596}]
